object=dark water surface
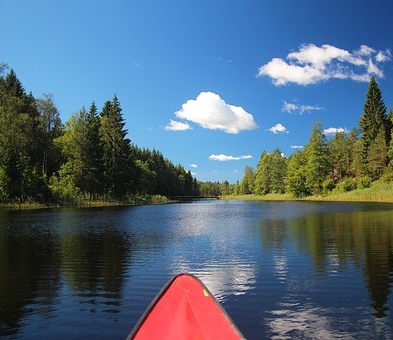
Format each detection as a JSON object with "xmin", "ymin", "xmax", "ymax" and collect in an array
[{"xmin": 1, "ymin": 200, "xmax": 393, "ymax": 339}]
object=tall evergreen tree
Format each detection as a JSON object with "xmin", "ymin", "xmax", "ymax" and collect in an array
[
  {"xmin": 84, "ymin": 102, "xmax": 103, "ymax": 197},
  {"xmin": 359, "ymin": 77, "xmax": 387, "ymax": 175},
  {"xmin": 99, "ymin": 96, "xmax": 131, "ymax": 198},
  {"xmin": 0, "ymin": 69, "xmax": 44, "ymax": 202}
]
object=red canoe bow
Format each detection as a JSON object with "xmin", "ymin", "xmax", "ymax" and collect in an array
[{"xmin": 127, "ymin": 273, "xmax": 244, "ymax": 339}]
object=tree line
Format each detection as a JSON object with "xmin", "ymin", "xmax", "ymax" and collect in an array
[
  {"xmin": 0, "ymin": 65, "xmax": 198, "ymax": 204},
  {"xmin": 202, "ymin": 77, "xmax": 393, "ymax": 197}
]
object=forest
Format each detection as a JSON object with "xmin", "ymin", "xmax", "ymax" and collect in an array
[
  {"xmin": 1, "ymin": 61, "xmax": 392, "ymax": 204},
  {"xmin": 208, "ymin": 76, "xmax": 393, "ymax": 198},
  {"xmin": 0, "ymin": 64, "xmax": 198, "ymax": 205}
]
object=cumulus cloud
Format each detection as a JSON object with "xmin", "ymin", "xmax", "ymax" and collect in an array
[
  {"xmin": 282, "ymin": 101, "xmax": 324, "ymax": 114},
  {"xmin": 268, "ymin": 123, "xmax": 289, "ymax": 134},
  {"xmin": 323, "ymin": 127, "xmax": 347, "ymax": 135},
  {"xmin": 173, "ymin": 92, "xmax": 258, "ymax": 134},
  {"xmin": 164, "ymin": 119, "xmax": 192, "ymax": 131},
  {"xmin": 189, "ymin": 163, "xmax": 198, "ymax": 168},
  {"xmin": 291, "ymin": 145, "xmax": 304, "ymax": 149},
  {"xmin": 258, "ymin": 43, "xmax": 391, "ymax": 86},
  {"xmin": 209, "ymin": 154, "xmax": 253, "ymax": 161}
]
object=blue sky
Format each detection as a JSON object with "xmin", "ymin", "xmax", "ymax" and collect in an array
[{"xmin": 1, "ymin": 1, "xmax": 393, "ymax": 183}]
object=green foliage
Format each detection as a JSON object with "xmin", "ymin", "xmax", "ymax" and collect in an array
[
  {"xmin": 254, "ymin": 149, "xmax": 286, "ymax": 195},
  {"xmin": 285, "ymin": 150, "xmax": 309, "ymax": 197},
  {"xmin": 357, "ymin": 176, "xmax": 372, "ymax": 189},
  {"xmin": 334, "ymin": 177, "xmax": 357, "ymax": 193},
  {"xmin": 304, "ymin": 121, "xmax": 330, "ymax": 195},
  {"xmin": 240, "ymin": 166, "xmax": 254, "ymax": 194},
  {"xmin": 0, "ymin": 65, "xmax": 199, "ymax": 204},
  {"xmin": 2, "ymin": 63, "xmax": 393, "ymax": 204},
  {"xmin": 359, "ymin": 77, "xmax": 388, "ymax": 176},
  {"xmin": 323, "ymin": 178, "xmax": 335, "ymax": 194},
  {"xmin": 49, "ymin": 161, "xmax": 82, "ymax": 203}
]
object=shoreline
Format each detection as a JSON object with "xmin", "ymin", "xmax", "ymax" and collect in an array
[
  {"xmin": 221, "ymin": 183, "xmax": 393, "ymax": 204},
  {"xmin": 1, "ymin": 183, "xmax": 392, "ymax": 210}
]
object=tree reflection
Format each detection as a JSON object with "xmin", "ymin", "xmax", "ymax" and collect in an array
[
  {"xmin": 61, "ymin": 226, "xmax": 131, "ymax": 312},
  {"xmin": 258, "ymin": 207, "xmax": 393, "ymax": 318},
  {"xmin": 0, "ymin": 211, "xmax": 61, "ymax": 337}
]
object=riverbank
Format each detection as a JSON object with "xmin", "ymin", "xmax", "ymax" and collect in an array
[
  {"xmin": 0, "ymin": 194, "xmax": 170, "ymax": 210},
  {"xmin": 222, "ymin": 183, "xmax": 393, "ymax": 203}
]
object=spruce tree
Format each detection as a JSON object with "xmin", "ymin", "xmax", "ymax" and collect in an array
[
  {"xmin": 85, "ymin": 102, "xmax": 103, "ymax": 197},
  {"xmin": 359, "ymin": 77, "xmax": 387, "ymax": 175},
  {"xmin": 99, "ymin": 96, "xmax": 131, "ymax": 198}
]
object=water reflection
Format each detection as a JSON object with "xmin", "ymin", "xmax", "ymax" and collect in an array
[
  {"xmin": 1, "ymin": 202, "xmax": 393, "ymax": 338},
  {"xmin": 0, "ymin": 210, "xmax": 61, "ymax": 337},
  {"xmin": 258, "ymin": 204, "xmax": 393, "ymax": 323}
]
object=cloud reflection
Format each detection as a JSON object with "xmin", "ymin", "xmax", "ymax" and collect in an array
[
  {"xmin": 266, "ymin": 303, "xmax": 352, "ymax": 339},
  {"xmin": 172, "ymin": 261, "xmax": 256, "ymax": 302}
]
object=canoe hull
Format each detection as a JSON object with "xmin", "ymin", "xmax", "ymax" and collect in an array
[{"xmin": 128, "ymin": 273, "xmax": 244, "ymax": 339}]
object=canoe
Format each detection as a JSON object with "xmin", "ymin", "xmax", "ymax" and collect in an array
[{"xmin": 127, "ymin": 273, "xmax": 244, "ymax": 339}]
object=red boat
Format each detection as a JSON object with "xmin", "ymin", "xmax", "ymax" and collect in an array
[{"xmin": 128, "ymin": 273, "xmax": 244, "ymax": 339}]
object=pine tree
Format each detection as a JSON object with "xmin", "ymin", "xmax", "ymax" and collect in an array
[
  {"xmin": 99, "ymin": 96, "xmax": 131, "ymax": 198},
  {"xmin": 0, "ymin": 69, "xmax": 44, "ymax": 202},
  {"xmin": 359, "ymin": 77, "xmax": 387, "ymax": 175},
  {"xmin": 85, "ymin": 102, "xmax": 103, "ymax": 197}
]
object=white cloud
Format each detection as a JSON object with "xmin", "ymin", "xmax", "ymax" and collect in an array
[
  {"xmin": 189, "ymin": 163, "xmax": 198, "ymax": 168},
  {"xmin": 209, "ymin": 154, "xmax": 253, "ymax": 161},
  {"xmin": 258, "ymin": 43, "xmax": 391, "ymax": 86},
  {"xmin": 323, "ymin": 127, "xmax": 347, "ymax": 135},
  {"xmin": 282, "ymin": 101, "xmax": 324, "ymax": 114},
  {"xmin": 164, "ymin": 119, "xmax": 192, "ymax": 131},
  {"xmin": 291, "ymin": 145, "xmax": 304, "ymax": 149},
  {"xmin": 268, "ymin": 123, "xmax": 289, "ymax": 134},
  {"xmin": 174, "ymin": 92, "xmax": 258, "ymax": 134}
]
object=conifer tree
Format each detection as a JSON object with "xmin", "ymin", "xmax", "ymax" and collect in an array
[
  {"xmin": 359, "ymin": 77, "xmax": 387, "ymax": 175},
  {"xmin": 0, "ymin": 69, "xmax": 43, "ymax": 201},
  {"xmin": 85, "ymin": 102, "xmax": 103, "ymax": 197},
  {"xmin": 99, "ymin": 96, "xmax": 131, "ymax": 198}
]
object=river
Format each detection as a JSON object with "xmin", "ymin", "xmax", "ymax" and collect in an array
[{"xmin": 0, "ymin": 200, "xmax": 393, "ymax": 339}]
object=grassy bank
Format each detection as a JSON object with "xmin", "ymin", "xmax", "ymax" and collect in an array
[
  {"xmin": 0, "ymin": 195, "xmax": 170, "ymax": 210},
  {"xmin": 222, "ymin": 183, "xmax": 393, "ymax": 203}
]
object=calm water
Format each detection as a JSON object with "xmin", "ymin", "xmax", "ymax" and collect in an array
[{"xmin": 1, "ymin": 200, "xmax": 393, "ymax": 339}]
